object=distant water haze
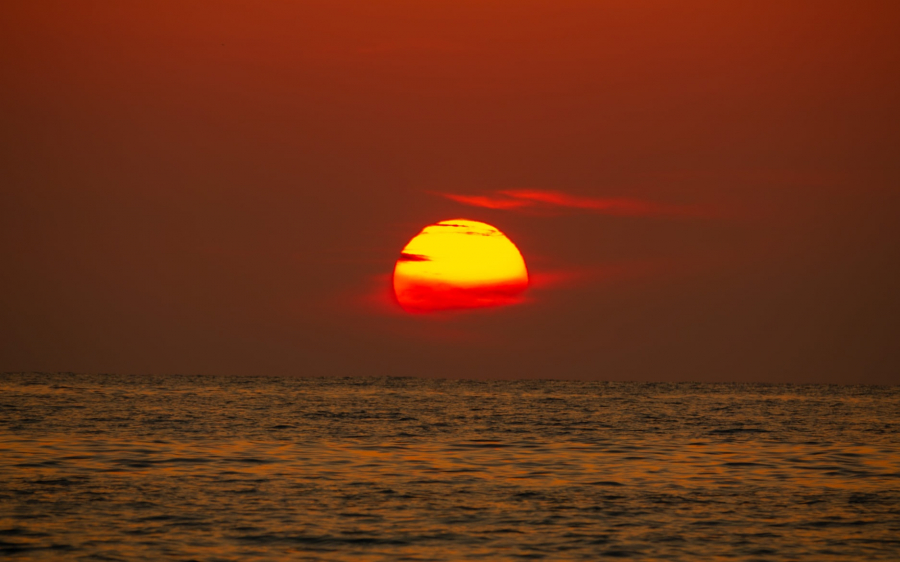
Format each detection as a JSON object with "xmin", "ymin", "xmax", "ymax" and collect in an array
[{"xmin": 2, "ymin": 373, "xmax": 899, "ymax": 560}]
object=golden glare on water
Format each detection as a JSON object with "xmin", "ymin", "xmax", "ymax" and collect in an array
[{"xmin": 393, "ymin": 219, "xmax": 528, "ymax": 313}]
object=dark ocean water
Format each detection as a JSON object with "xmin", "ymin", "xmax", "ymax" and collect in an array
[{"xmin": 1, "ymin": 374, "xmax": 899, "ymax": 561}]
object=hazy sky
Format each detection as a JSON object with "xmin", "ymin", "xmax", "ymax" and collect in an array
[{"xmin": 2, "ymin": 1, "xmax": 898, "ymax": 383}]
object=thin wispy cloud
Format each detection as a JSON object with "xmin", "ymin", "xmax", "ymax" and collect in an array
[
  {"xmin": 439, "ymin": 189, "xmax": 702, "ymax": 217},
  {"xmin": 442, "ymin": 194, "xmax": 531, "ymax": 210}
]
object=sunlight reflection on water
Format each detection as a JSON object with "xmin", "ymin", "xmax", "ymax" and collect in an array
[{"xmin": 1, "ymin": 374, "xmax": 899, "ymax": 560}]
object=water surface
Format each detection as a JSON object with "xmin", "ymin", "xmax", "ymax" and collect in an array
[{"xmin": 1, "ymin": 374, "xmax": 899, "ymax": 560}]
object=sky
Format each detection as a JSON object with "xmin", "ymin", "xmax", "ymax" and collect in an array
[{"xmin": 1, "ymin": 1, "xmax": 898, "ymax": 384}]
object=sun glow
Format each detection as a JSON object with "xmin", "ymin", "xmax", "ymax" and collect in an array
[{"xmin": 393, "ymin": 219, "xmax": 528, "ymax": 313}]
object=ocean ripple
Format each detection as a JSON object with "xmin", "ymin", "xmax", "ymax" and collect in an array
[{"xmin": 1, "ymin": 374, "xmax": 898, "ymax": 560}]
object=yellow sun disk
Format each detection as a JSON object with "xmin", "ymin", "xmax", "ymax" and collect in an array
[{"xmin": 393, "ymin": 219, "xmax": 528, "ymax": 312}]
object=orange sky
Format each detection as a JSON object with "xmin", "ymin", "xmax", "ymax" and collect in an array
[{"xmin": 1, "ymin": 1, "xmax": 898, "ymax": 383}]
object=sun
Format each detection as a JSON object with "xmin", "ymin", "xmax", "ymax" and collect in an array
[{"xmin": 393, "ymin": 219, "xmax": 529, "ymax": 313}]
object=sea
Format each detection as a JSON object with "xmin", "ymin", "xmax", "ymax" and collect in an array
[{"xmin": 1, "ymin": 373, "xmax": 898, "ymax": 561}]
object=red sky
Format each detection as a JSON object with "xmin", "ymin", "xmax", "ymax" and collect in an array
[{"xmin": 1, "ymin": 1, "xmax": 898, "ymax": 383}]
